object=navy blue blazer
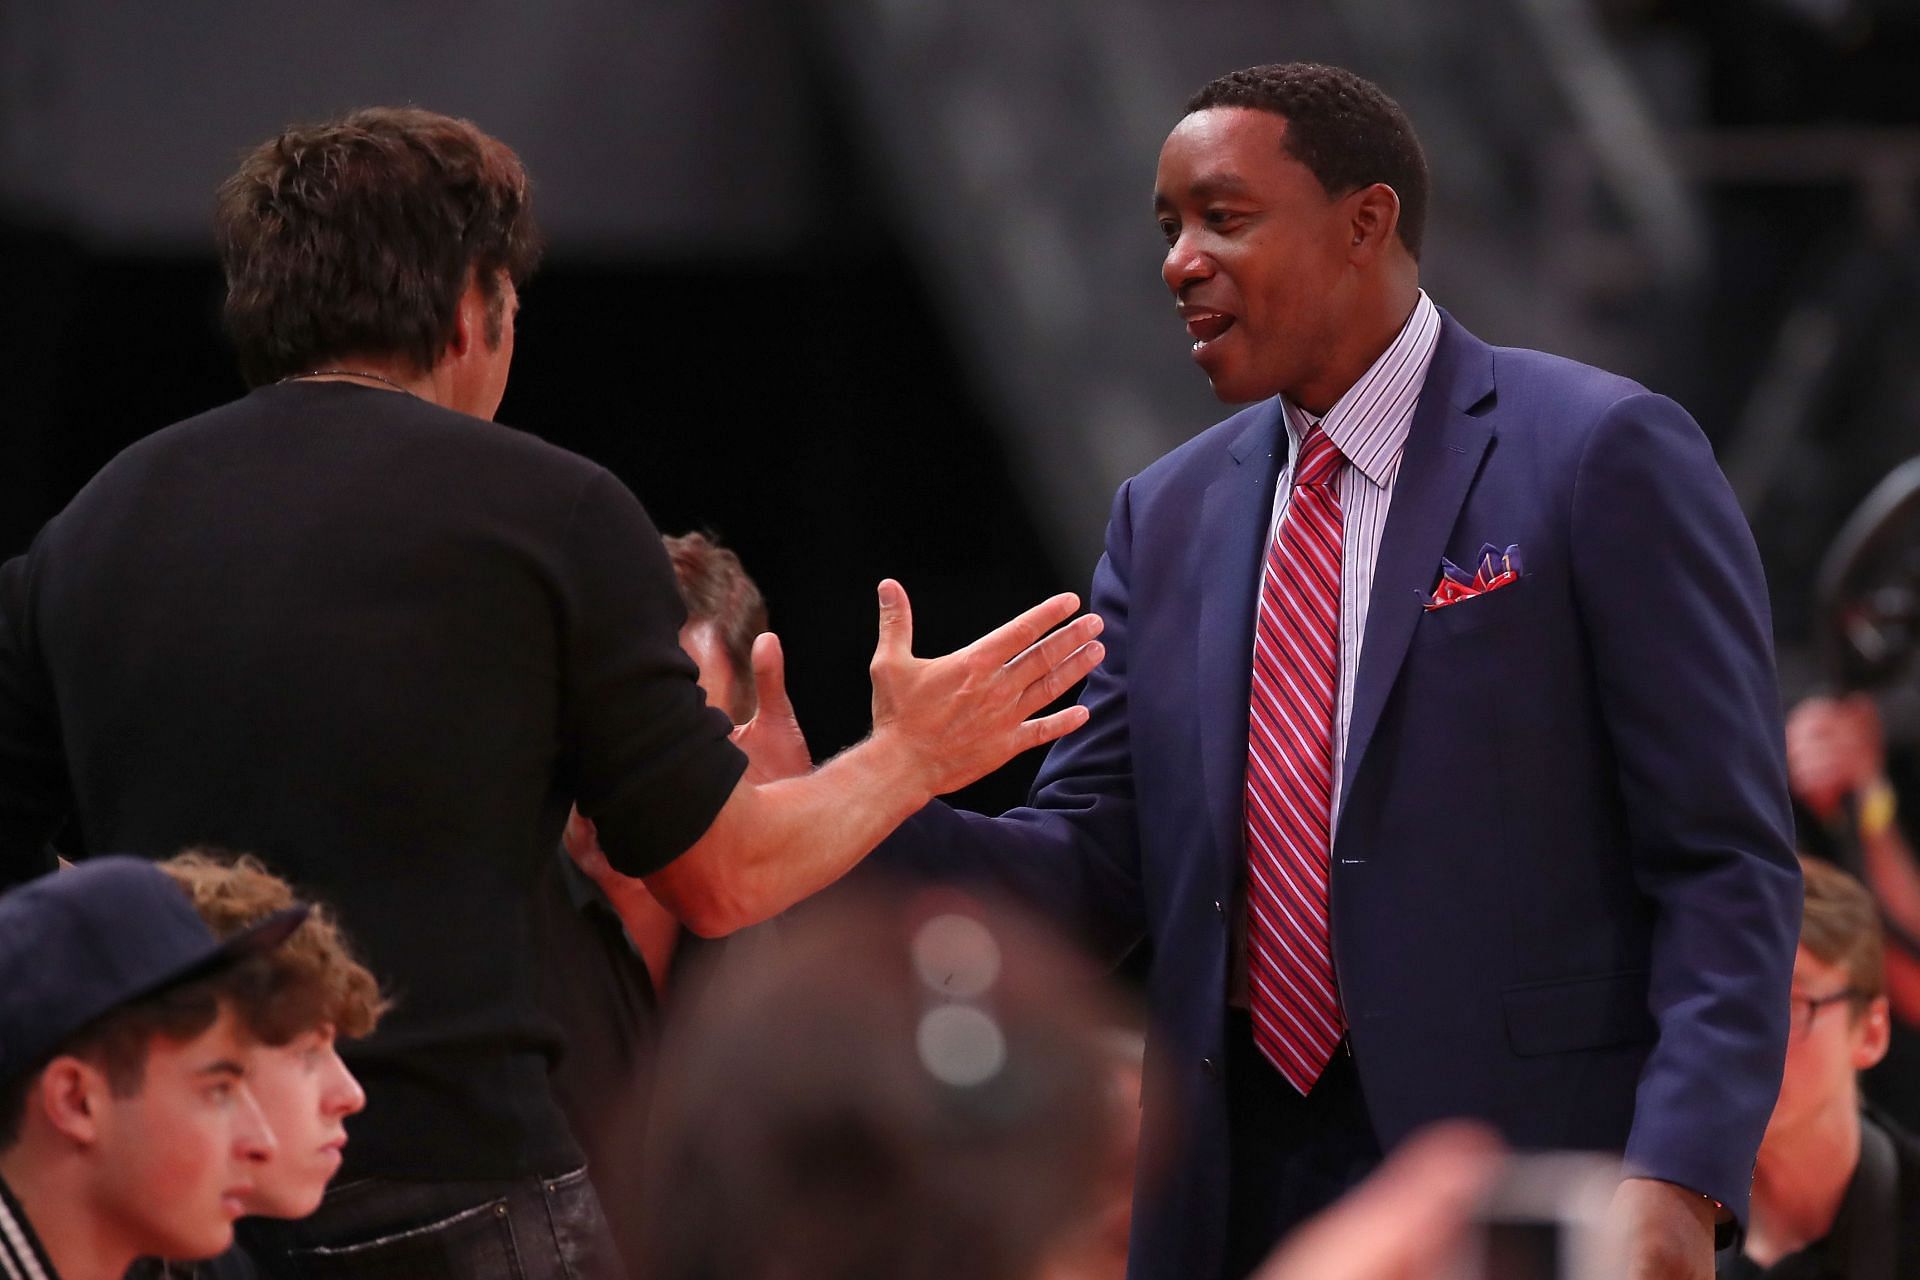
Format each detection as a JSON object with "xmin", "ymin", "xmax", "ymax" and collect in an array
[{"xmin": 881, "ymin": 314, "xmax": 1801, "ymax": 1279}]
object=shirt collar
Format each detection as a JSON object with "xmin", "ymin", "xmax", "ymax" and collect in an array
[
  {"xmin": 1282, "ymin": 290, "xmax": 1442, "ymax": 490},
  {"xmin": 0, "ymin": 1172, "xmax": 61, "ymax": 1280}
]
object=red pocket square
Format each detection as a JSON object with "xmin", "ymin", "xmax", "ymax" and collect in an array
[{"xmin": 1425, "ymin": 544, "xmax": 1524, "ymax": 611}]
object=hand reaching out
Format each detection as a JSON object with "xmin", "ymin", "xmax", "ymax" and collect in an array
[
  {"xmin": 867, "ymin": 579, "xmax": 1104, "ymax": 800},
  {"xmin": 730, "ymin": 632, "xmax": 813, "ymax": 784},
  {"xmin": 639, "ymin": 580, "xmax": 1106, "ymax": 937}
]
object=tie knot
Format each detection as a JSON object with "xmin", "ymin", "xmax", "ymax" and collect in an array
[{"xmin": 1294, "ymin": 427, "xmax": 1343, "ymax": 488}]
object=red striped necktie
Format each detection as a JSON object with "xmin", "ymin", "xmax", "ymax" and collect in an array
[{"xmin": 1245, "ymin": 423, "xmax": 1346, "ymax": 1093}]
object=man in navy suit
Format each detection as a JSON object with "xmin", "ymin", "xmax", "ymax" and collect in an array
[{"xmin": 875, "ymin": 63, "xmax": 1800, "ymax": 1280}]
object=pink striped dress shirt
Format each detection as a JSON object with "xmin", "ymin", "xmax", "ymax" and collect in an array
[{"xmin": 1263, "ymin": 291, "xmax": 1442, "ymax": 824}]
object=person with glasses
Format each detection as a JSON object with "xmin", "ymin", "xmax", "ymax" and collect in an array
[{"xmin": 1722, "ymin": 856, "xmax": 1920, "ymax": 1279}]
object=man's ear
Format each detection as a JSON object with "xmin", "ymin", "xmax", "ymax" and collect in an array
[
  {"xmin": 1346, "ymin": 182, "xmax": 1403, "ymax": 263},
  {"xmin": 445, "ymin": 279, "xmax": 481, "ymax": 360},
  {"xmin": 37, "ymin": 1058, "xmax": 106, "ymax": 1148},
  {"xmin": 1854, "ymin": 995, "xmax": 1894, "ymax": 1070}
]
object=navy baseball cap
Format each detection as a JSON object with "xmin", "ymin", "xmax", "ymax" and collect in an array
[{"xmin": 0, "ymin": 856, "xmax": 309, "ymax": 1086}]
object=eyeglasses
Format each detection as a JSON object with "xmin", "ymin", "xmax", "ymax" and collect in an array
[{"xmin": 1790, "ymin": 988, "xmax": 1866, "ymax": 1036}]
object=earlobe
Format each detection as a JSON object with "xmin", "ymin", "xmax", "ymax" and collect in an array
[{"xmin": 1856, "ymin": 997, "xmax": 1894, "ymax": 1070}]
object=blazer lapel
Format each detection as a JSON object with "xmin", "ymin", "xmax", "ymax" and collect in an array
[
  {"xmin": 1338, "ymin": 316, "xmax": 1498, "ymax": 814},
  {"xmin": 1197, "ymin": 401, "xmax": 1287, "ymax": 877}
]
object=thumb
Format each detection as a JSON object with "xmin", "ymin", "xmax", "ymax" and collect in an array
[
  {"xmin": 874, "ymin": 578, "xmax": 914, "ymax": 662},
  {"xmin": 749, "ymin": 631, "xmax": 792, "ymax": 719}
]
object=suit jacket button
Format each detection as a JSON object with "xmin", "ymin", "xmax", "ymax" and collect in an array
[
  {"xmin": 1201, "ymin": 1056, "xmax": 1218, "ymax": 1078},
  {"xmin": 1212, "ymin": 899, "xmax": 1224, "ymax": 917}
]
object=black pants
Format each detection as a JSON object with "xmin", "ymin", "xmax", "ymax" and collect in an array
[
  {"xmin": 1221, "ymin": 1011, "xmax": 1383, "ymax": 1280},
  {"xmin": 238, "ymin": 1165, "xmax": 622, "ymax": 1280}
]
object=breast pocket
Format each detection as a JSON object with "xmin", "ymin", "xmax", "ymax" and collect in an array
[{"xmin": 1412, "ymin": 574, "xmax": 1535, "ymax": 648}]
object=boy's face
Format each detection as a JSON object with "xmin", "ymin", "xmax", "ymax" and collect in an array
[
  {"xmin": 243, "ymin": 1024, "xmax": 365, "ymax": 1217},
  {"xmin": 1764, "ymin": 946, "xmax": 1890, "ymax": 1144},
  {"xmin": 87, "ymin": 1004, "xmax": 275, "ymax": 1260}
]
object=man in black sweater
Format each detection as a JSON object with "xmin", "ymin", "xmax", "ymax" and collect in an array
[{"xmin": 0, "ymin": 108, "xmax": 1103, "ymax": 1279}]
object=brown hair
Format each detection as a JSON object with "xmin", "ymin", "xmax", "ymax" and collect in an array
[
  {"xmin": 159, "ymin": 850, "xmax": 387, "ymax": 1044},
  {"xmin": 1798, "ymin": 855, "xmax": 1886, "ymax": 1007},
  {"xmin": 215, "ymin": 106, "xmax": 542, "ymax": 386},
  {"xmin": 665, "ymin": 532, "xmax": 768, "ymax": 720},
  {"xmin": 638, "ymin": 888, "xmax": 1119, "ymax": 1280},
  {"xmin": 0, "ymin": 965, "xmax": 262, "ymax": 1149}
]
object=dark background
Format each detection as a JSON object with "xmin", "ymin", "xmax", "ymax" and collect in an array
[
  {"xmin": 0, "ymin": 243, "xmax": 1062, "ymax": 816},
  {"xmin": 5, "ymin": 0, "xmax": 1920, "ymax": 804}
]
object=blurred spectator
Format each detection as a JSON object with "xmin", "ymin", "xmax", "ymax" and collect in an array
[
  {"xmin": 1787, "ymin": 694, "xmax": 1920, "ymax": 1017},
  {"xmin": 635, "ymin": 888, "xmax": 1122, "ymax": 1280},
  {"xmin": 1721, "ymin": 855, "xmax": 1920, "ymax": 1279},
  {"xmin": 0, "ymin": 858, "xmax": 303, "ymax": 1280},
  {"xmin": 1787, "ymin": 693, "xmax": 1920, "ymax": 1126},
  {"xmin": 1251, "ymin": 1122, "xmax": 1503, "ymax": 1280},
  {"xmin": 637, "ymin": 882, "xmax": 1504, "ymax": 1280},
  {"xmin": 538, "ymin": 530, "xmax": 784, "ymax": 1280},
  {"xmin": 129, "ymin": 851, "xmax": 386, "ymax": 1280},
  {"xmin": 1041, "ymin": 1028, "xmax": 1147, "ymax": 1280}
]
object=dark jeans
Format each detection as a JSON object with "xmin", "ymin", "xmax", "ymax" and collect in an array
[
  {"xmin": 237, "ymin": 1166, "xmax": 622, "ymax": 1280},
  {"xmin": 1221, "ymin": 1011, "xmax": 1383, "ymax": 1280}
]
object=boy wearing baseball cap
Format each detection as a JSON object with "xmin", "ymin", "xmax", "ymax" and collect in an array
[{"xmin": 0, "ymin": 857, "xmax": 306, "ymax": 1280}]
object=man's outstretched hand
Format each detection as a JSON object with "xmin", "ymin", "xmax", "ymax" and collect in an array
[
  {"xmin": 642, "ymin": 580, "xmax": 1103, "ymax": 937},
  {"xmin": 868, "ymin": 579, "xmax": 1104, "ymax": 800}
]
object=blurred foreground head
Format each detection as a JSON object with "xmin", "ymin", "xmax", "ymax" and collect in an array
[{"xmin": 639, "ymin": 888, "xmax": 1127, "ymax": 1280}]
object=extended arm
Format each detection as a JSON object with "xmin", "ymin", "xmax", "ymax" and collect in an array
[
  {"xmin": 864, "ymin": 478, "xmax": 1150, "ymax": 963},
  {"xmin": 644, "ymin": 580, "xmax": 1103, "ymax": 936},
  {"xmin": 558, "ymin": 469, "xmax": 1103, "ymax": 940}
]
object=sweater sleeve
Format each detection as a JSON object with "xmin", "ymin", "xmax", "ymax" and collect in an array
[{"xmin": 558, "ymin": 470, "xmax": 746, "ymax": 877}]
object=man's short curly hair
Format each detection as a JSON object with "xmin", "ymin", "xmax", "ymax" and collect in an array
[
  {"xmin": 215, "ymin": 106, "xmax": 543, "ymax": 386},
  {"xmin": 1185, "ymin": 63, "xmax": 1429, "ymax": 260},
  {"xmin": 159, "ymin": 850, "xmax": 388, "ymax": 1045}
]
